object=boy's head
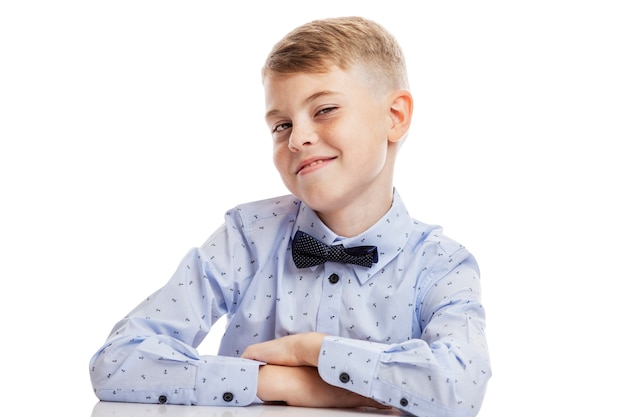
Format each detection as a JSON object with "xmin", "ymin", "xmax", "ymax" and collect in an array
[
  {"xmin": 262, "ymin": 17, "xmax": 413, "ymax": 236},
  {"xmin": 263, "ymin": 16, "xmax": 409, "ymax": 93}
]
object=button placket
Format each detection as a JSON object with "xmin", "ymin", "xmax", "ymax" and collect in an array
[{"xmin": 315, "ymin": 267, "xmax": 342, "ymax": 335}]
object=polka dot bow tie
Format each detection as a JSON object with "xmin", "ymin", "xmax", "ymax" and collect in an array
[{"xmin": 291, "ymin": 230, "xmax": 379, "ymax": 269}]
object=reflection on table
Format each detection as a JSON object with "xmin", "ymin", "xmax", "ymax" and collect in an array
[{"xmin": 91, "ymin": 401, "xmax": 408, "ymax": 417}]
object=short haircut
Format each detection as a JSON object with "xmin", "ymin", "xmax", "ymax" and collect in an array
[{"xmin": 262, "ymin": 16, "xmax": 409, "ymax": 91}]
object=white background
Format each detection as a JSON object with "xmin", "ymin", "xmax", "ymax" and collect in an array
[{"xmin": 1, "ymin": 1, "xmax": 624, "ymax": 415}]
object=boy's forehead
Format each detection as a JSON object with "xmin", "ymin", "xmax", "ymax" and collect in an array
[
  {"xmin": 263, "ymin": 64, "xmax": 381, "ymax": 111},
  {"xmin": 263, "ymin": 67, "xmax": 355, "ymax": 108}
]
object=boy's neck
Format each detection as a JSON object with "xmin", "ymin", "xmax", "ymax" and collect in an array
[{"xmin": 316, "ymin": 188, "xmax": 394, "ymax": 238}]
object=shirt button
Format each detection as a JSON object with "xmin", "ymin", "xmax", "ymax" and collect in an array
[
  {"xmin": 339, "ymin": 372, "xmax": 350, "ymax": 383},
  {"xmin": 400, "ymin": 397, "xmax": 409, "ymax": 407},
  {"xmin": 158, "ymin": 395, "xmax": 167, "ymax": 404},
  {"xmin": 223, "ymin": 392, "xmax": 234, "ymax": 402},
  {"xmin": 328, "ymin": 273, "xmax": 340, "ymax": 284}
]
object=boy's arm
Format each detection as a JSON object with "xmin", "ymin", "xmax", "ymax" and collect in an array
[
  {"xmin": 256, "ymin": 364, "xmax": 387, "ymax": 409},
  {"xmin": 243, "ymin": 260, "xmax": 491, "ymax": 417},
  {"xmin": 90, "ymin": 221, "xmax": 262, "ymax": 407},
  {"xmin": 91, "ymin": 334, "xmax": 261, "ymax": 406},
  {"xmin": 243, "ymin": 333, "xmax": 386, "ymax": 409}
]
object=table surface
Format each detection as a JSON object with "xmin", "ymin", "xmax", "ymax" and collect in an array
[{"xmin": 91, "ymin": 401, "xmax": 408, "ymax": 417}]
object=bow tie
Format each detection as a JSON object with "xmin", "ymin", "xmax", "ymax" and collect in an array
[{"xmin": 291, "ymin": 230, "xmax": 378, "ymax": 269}]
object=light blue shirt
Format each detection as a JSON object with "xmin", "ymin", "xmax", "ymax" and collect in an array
[{"xmin": 90, "ymin": 190, "xmax": 491, "ymax": 416}]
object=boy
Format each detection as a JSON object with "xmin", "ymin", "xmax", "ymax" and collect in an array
[{"xmin": 90, "ymin": 16, "xmax": 491, "ymax": 416}]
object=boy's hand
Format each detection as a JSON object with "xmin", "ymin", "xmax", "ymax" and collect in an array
[
  {"xmin": 241, "ymin": 332, "xmax": 325, "ymax": 367},
  {"xmin": 243, "ymin": 333, "xmax": 388, "ymax": 410},
  {"xmin": 256, "ymin": 364, "xmax": 387, "ymax": 409}
]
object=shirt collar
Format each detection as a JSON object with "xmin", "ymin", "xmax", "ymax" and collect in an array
[{"xmin": 291, "ymin": 189, "xmax": 413, "ymax": 284}]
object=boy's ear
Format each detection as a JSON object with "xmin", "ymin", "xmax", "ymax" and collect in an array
[{"xmin": 387, "ymin": 90, "xmax": 413, "ymax": 143}]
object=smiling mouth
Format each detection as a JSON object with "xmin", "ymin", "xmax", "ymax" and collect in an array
[{"xmin": 296, "ymin": 157, "xmax": 336, "ymax": 174}]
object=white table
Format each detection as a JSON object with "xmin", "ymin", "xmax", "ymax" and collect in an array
[{"xmin": 91, "ymin": 401, "xmax": 408, "ymax": 416}]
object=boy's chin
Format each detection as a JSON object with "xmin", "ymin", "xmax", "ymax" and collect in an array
[{"xmin": 294, "ymin": 190, "xmax": 347, "ymax": 214}]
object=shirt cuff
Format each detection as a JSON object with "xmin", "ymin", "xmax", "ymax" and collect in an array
[
  {"xmin": 194, "ymin": 356, "xmax": 262, "ymax": 406},
  {"xmin": 317, "ymin": 336, "xmax": 387, "ymax": 398}
]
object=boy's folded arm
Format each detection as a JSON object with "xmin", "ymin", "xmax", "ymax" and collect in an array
[
  {"xmin": 256, "ymin": 364, "xmax": 387, "ymax": 409},
  {"xmin": 89, "ymin": 331, "xmax": 263, "ymax": 406},
  {"xmin": 316, "ymin": 264, "xmax": 491, "ymax": 417},
  {"xmin": 317, "ymin": 320, "xmax": 489, "ymax": 416},
  {"xmin": 89, "ymin": 238, "xmax": 262, "ymax": 406}
]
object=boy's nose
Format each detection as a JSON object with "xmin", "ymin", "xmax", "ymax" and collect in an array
[{"xmin": 288, "ymin": 126, "xmax": 316, "ymax": 151}]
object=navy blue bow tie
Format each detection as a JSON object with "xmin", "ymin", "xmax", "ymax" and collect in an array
[{"xmin": 291, "ymin": 230, "xmax": 378, "ymax": 269}]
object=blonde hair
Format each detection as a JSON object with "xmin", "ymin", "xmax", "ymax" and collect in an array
[{"xmin": 263, "ymin": 16, "xmax": 409, "ymax": 91}]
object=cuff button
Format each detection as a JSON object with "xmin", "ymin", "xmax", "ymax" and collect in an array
[
  {"xmin": 339, "ymin": 372, "xmax": 350, "ymax": 383},
  {"xmin": 223, "ymin": 392, "xmax": 234, "ymax": 402},
  {"xmin": 158, "ymin": 395, "xmax": 167, "ymax": 404},
  {"xmin": 400, "ymin": 398, "xmax": 409, "ymax": 407}
]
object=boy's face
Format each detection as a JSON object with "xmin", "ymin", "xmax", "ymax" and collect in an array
[{"xmin": 264, "ymin": 65, "xmax": 398, "ymax": 221}]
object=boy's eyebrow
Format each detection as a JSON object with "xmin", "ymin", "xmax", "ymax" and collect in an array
[{"xmin": 265, "ymin": 90, "xmax": 338, "ymax": 120}]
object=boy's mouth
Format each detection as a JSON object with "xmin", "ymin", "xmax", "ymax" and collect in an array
[{"xmin": 296, "ymin": 157, "xmax": 336, "ymax": 175}]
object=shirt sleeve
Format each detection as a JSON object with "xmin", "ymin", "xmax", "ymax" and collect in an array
[
  {"xmin": 317, "ymin": 254, "xmax": 491, "ymax": 417},
  {"xmin": 89, "ymin": 218, "xmax": 263, "ymax": 406}
]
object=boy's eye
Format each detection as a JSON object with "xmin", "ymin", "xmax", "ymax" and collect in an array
[
  {"xmin": 272, "ymin": 122, "xmax": 292, "ymax": 133},
  {"xmin": 316, "ymin": 106, "xmax": 337, "ymax": 116}
]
